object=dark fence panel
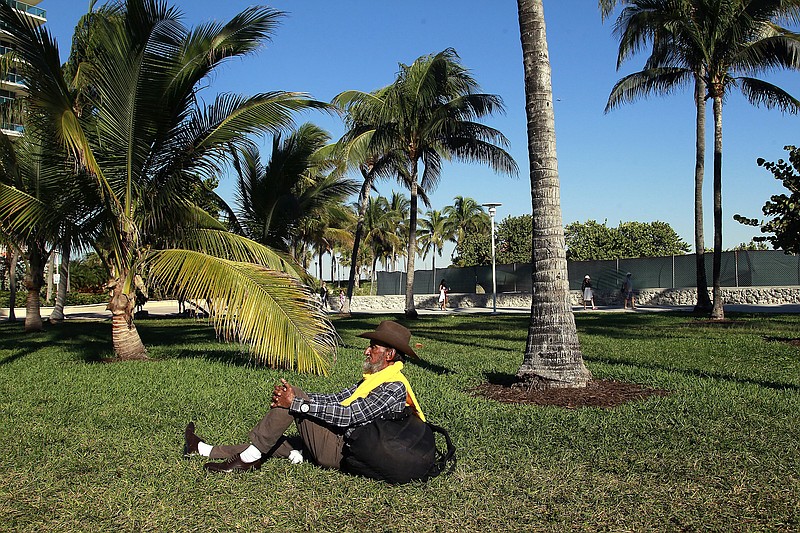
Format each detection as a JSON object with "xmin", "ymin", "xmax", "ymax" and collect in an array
[{"xmin": 376, "ymin": 250, "xmax": 800, "ymax": 295}]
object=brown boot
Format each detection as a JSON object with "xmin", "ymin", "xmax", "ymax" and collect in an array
[
  {"xmin": 203, "ymin": 453, "xmax": 263, "ymax": 474},
  {"xmin": 183, "ymin": 422, "xmax": 204, "ymax": 459}
]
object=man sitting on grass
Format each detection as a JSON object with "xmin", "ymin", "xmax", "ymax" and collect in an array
[{"xmin": 184, "ymin": 320, "xmax": 425, "ymax": 474}]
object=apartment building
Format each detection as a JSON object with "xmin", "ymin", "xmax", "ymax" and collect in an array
[{"xmin": 0, "ymin": 0, "xmax": 46, "ymax": 137}]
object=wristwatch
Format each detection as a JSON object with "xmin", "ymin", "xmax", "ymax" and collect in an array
[{"xmin": 299, "ymin": 401, "xmax": 310, "ymax": 414}]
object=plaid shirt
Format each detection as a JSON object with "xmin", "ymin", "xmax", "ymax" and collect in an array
[{"xmin": 289, "ymin": 381, "xmax": 407, "ymax": 432}]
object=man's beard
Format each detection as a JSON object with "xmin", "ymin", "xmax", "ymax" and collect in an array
[{"xmin": 362, "ymin": 359, "xmax": 383, "ymax": 374}]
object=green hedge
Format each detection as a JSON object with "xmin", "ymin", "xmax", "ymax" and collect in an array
[{"xmin": 0, "ymin": 291, "xmax": 108, "ymax": 308}]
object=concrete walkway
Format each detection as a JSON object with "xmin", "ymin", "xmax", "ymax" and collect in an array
[{"xmin": 2, "ymin": 300, "xmax": 799, "ymax": 320}]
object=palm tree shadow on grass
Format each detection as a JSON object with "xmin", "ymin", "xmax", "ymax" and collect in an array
[
  {"xmin": 0, "ymin": 321, "xmax": 112, "ymax": 364},
  {"xmin": 136, "ymin": 319, "xmax": 262, "ymax": 366},
  {"xmin": 585, "ymin": 353, "xmax": 800, "ymax": 392},
  {"xmin": 0, "ymin": 346, "xmax": 38, "ymax": 366}
]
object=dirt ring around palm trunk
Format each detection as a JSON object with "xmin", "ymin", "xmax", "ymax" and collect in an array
[{"xmin": 469, "ymin": 379, "xmax": 671, "ymax": 408}]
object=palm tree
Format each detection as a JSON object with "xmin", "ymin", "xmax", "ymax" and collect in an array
[
  {"xmin": 443, "ymin": 195, "xmax": 489, "ymax": 259},
  {"xmin": 606, "ymin": 0, "xmax": 800, "ymax": 319},
  {"xmin": 229, "ymin": 123, "xmax": 358, "ymax": 264},
  {"xmin": 516, "ymin": 0, "xmax": 591, "ymax": 388},
  {"xmin": 303, "ymin": 199, "xmax": 356, "ymax": 282},
  {"xmin": 601, "ymin": 0, "xmax": 713, "ymax": 312},
  {"xmin": 362, "ymin": 195, "xmax": 403, "ymax": 285},
  {"xmin": 0, "ymin": 125, "xmax": 82, "ymax": 332},
  {"xmin": 0, "ymin": 1, "xmax": 336, "ymax": 372},
  {"xmin": 387, "ymin": 191, "xmax": 410, "ymax": 271},
  {"xmin": 329, "ymin": 95, "xmax": 408, "ymax": 315},
  {"xmin": 336, "ymin": 48, "xmax": 518, "ymax": 318},
  {"xmin": 1, "ymin": 240, "xmax": 20, "ymax": 321},
  {"xmin": 417, "ymin": 209, "xmax": 450, "ymax": 291}
]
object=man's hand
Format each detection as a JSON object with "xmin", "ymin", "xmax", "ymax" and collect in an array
[{"xmin": 270, "ymin": 378, "xmax": 295, "ymax": 409}]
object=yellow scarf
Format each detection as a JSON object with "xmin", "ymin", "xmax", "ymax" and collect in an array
[{"xmin": 341, "ymin": 362, "xmax": 426, "ymax": 422}]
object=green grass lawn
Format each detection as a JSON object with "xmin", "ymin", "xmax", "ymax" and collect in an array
[{"xmin": 1, "ymin": 312, "xmax": 798, "ymax": 531}]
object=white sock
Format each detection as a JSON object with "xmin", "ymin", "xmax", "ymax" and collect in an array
[
  {"xmin": 288, "ymin": 449, "xmax": 303, "ymax": 464},
  {"xmin": 240, "ymin": 444, "xmax": 262, "ymax": 463},
  {"xmin": 197, "ymin": 441, "xmax": 213, "ymax": 457}
]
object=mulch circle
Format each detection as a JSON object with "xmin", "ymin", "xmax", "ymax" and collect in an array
[
  {"xmin": 470, "ymin": 379, "xmax": 671, "ymax": 409},
  {"xmin": 764, "ymin": 336, "xmax": 800, "ymax": 347}
]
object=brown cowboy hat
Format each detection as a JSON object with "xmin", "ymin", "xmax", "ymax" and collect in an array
[{"xmin": 358, "ymin": 320, "xmax": 418, "ymax": 359}]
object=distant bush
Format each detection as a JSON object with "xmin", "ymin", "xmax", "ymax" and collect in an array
[
  {"xmin": 64, "ymin": 293, "xmax": 109, "ymax": 306},
  {"xmin": 0, "ymin": 291, "xmax": 108, "ymax": 308}
]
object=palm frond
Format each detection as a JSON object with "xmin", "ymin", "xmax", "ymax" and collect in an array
[
  {"xmin": 0, "ymin": 183, "xmax": 49, "ymax": 238},
  {"xmin": 174, "ymin": 229, "xmax": 305, "ymax": 276},
  {"xmin": 733, "ymin": 34, "xmax": 800, "ymax": 74},
  {"xmin": 605, "ymin": 67, "xmax": 693, "ymax": 112},
  {"xmin": 194, "ymin": 92, "xmax": 331, "ymax": 149},
  {"xmin": 146, "ymin": 249, "xmax": 336, "ymax": 374},
  {"xmin": 0, "ymin": 3, "xmax": 112, "ymax": 203},
  {"xmin": 172, "ymin": 6, "xmax": 284, "ymax": 95},
  {"xmin": 737, "ymin": 77, "xmax": 800, "ymax": 112}
]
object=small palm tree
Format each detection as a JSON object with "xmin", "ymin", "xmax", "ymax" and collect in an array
[
  {"xmin": 329, "ymin": 96, "xmax": 408, "ymax": 314},
  {"xmin": 230, "ymin": 123, "xmax": 357, "ymax": 261},
  {"xmin": 0, "ymin": 1, "xmax": 336, "ymax": 372},
  {"xmin": 363, "ymin": 196, "xmax": 403, "ymax": 284},
  {"xmin": 0, "ymin": 237, "xmax": 21, "ymax": 321},
  {"xmin": 417, "ymin": 209, "xmax": 450, "ymax": 291},
  {"xmin": 0, "ymin": 126, "xmax": 88, "ymax": 332},
  {"xmin": 386, "ymin": 191, "xmax": 410, "ymax": 271},
  {"xmin": 443, "ymin": 196, "xmax": 489, "ymax": 260}
]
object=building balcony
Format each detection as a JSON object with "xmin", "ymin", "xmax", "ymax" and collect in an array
[
  {"xmin": 0, "ymin": 63, "xmax": 28, "ymax": 95},
  {"xmin": 1, "ymin": 71, "xmax": 25, "ymax": 85},
  {"xmin": 0, "ymin": 0, "xmax": 46, "ymax": 21},
  {"xmin": 0, "ymin": 122, "xmax": 23, "ymax": 135}
]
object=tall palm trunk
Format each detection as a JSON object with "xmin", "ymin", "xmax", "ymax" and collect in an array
[
  {"xmin": 404, "ymin": 178, "xmax": 419, "ymax": 318},
  {"xmin": 710, "ymin": 94, "xmax": 725, "ymax": 320},
  {"xmin": 50, "ymin": 240, "xmax": 71, "ymax": 323},
  {"xmin": 107, "ymin": 274, "xmax": 148, "ymax": 360},
  {"xmin": 344, "ymin": 167, "xmax": 375, "ymax": 315},
  {"xmin": 45, "ymin": 250, "xmax": 55, "ymax": 304},
  {"xmin": 693, "ymin": 76, "xmax": 712, "ymax": 312},
  {"xmin": 7, "ymin": 246, "xmax": 18, "ymax": 322},
  {"xmin": 516, "ymin": 0, "xmax": 591, "ymax": 389},
  {"xmin": 23, "ymin": 241, "xmax": 46, "ymax": 332},
  {"xmin": 431, "ymin": 254, "xmax": 436, "ymax": 292}
]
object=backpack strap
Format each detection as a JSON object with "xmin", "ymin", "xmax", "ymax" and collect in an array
[{"xmin": 425, "ymin": 422, "xmax": 457, "ymax": 478}]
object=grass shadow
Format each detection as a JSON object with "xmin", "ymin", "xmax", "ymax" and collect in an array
[{"xmin": 586, "ymin": 353, "xmax": 800, "ymax": 392}]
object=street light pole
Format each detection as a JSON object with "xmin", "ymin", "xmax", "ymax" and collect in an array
[{"xmin": 482, "ymin": 202, "xmax": 501, "ymax": 314}]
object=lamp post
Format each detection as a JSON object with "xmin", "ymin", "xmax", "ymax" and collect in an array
[{"xmin": 482, "ymin": 202, "xmax": 501, "ymax": 314}]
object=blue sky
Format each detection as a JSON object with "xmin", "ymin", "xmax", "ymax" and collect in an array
[{"xmin": 42, "ymin": 1, "xmax": 799, "ymax": 269}]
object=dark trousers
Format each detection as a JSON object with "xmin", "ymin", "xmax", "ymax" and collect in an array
[{"xmin": 210, "ymin": 386, "xmax": 345, "ymax": 469}]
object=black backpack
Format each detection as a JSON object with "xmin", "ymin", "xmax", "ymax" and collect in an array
[{"xmin": 341, "ymin": 407, "xmax": 456, "ymax": 484}]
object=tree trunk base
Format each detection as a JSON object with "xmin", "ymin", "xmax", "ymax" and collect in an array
[
  {"xmin": 111, "ymin": 313, "xmax": 149, "ymax": 360},
  {"xmin": 691, "ymin": 304, "xmax": 712, "ymax": 315},
  {"xmin": 515, "ymin": 369, "xmax": 591, "ymax": 391},
  {"xmin": 404, "ymin": 308, "xmax": 419, "ymax": 319}
]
